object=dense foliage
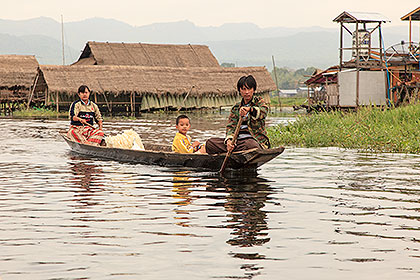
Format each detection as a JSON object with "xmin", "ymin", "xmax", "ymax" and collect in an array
[
  {"xmin": 270, "ymin": 66, "xmax": 316, "ymax": 89},
  {"xmin": 270, "ymin": 97, "xmax": 306, "ymax": 107},
  {"xmin": 268, "ymin": 104, "xmax": 420, "ymax": 154},
  {"xmin": 10, "ymin": 107, "xmax": 67, "ymax": 118}
]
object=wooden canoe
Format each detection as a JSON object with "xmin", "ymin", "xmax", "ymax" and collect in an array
[{"xmin": 61, "ymin": 133, "xmax": 284, "ymax": 171}]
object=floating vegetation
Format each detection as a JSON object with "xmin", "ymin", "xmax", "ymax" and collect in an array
[
  {"xmin": 10, "ymin": 107, "xmax": 67, "ymax": 118},
  {"xmin": 268, "ymin": 104, "xmax": 420, "ymax": 154}
]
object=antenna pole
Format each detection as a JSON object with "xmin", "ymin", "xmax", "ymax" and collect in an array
[
  {"xmin": 61, "ymin": 15, "xmax": 65, "ymax": 65},
  {"xmin": 272, "ymin": 55, "xmax": 281, "ymax": 111}
]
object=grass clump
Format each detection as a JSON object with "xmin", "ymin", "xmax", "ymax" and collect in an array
[
  {"xmin": 12, "ymin": 107, "xmax": 67, "ymax": 118},
  {"xmin": 268, "ymin": 104, "xmax": 420, "ymax": 154},
  {"xmin": 270, "ymin": 97, "xmax": 307, "ymax": 107}
]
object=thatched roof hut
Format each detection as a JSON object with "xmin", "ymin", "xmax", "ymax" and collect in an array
[
  {"xmin": 37, "ymin": 65, "xmax": 274, "ymax": 95},
  {"xmin": 0, "ymin": 55, "xmax": 39, "ymax": 90},
  {"xmin": 73, "ymin": 41, "xmax": 220, "ymax": 68},
  {"xmin": 33, "ymin": 65, "xmax": 275, "ymax": 111}
]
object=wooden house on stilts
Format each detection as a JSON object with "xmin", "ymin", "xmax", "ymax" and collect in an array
[
  {"xmin": 32, "ymin": 65, "xmax": 275, "ymax": 113},
  {"xmin": 30, "ymin": 42, "xmax": 276, "ymax": 113},
  {"xmin": 0, "ymin": 55, "xmax": 39, "ymax": 114}
]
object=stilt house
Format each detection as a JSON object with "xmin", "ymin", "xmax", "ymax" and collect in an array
[
  {"xmin": 0, "ymin": 55, "xmax": 39, "ymax": 113},
  {"xmin": 32, "ymin": 41, "xmax": 275, "ymax": 112},
  {"xmin": 32, "ymin": 65, "xmax": 275, "ymax": 113},
  {"xmin": 305, "ymin": 11, "xmax": 390, "ymax": 110}
]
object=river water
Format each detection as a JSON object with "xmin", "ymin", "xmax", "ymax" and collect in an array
[{"xmin": 1, "ymin": 113, "xmax": 420, "ymax": 280}]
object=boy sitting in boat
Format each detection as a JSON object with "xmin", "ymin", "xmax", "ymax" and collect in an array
[
  {"xmin": 172, "ymin": 115, "xmax": 205, "ymax": 154},
  {"xmin": 205, "ymin": 75, "xmax": 270, "ymax": 154},
  {"xmin": 67, "ymin": 85, "xmax": 104, "ymax": 146}
]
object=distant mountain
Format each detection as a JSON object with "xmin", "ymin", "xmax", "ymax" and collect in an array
[
  {"xmin": 0, "ymin": 17, "xmax": 412, "ymax": 68},
  {"xmin": 0, "ymin": 33, "xmax": 77, "ymax": 65},
  {"xmin": 208, "ymin": 32, "xmax": 339, "ymax": 69}
]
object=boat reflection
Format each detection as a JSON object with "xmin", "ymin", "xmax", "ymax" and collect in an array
[
  {"xmin": 205, "ymin": 172, "xmax": 274, "ymax": 278},
  {"xmin": 172, "ymin": 171, "xmax": 195, "ymax": 227},
  {"xmin": 68, "ymin": 156, "xmax": 104, "ymax": 207},
  {"xmin": 224, "ymin": 181, "xmax": 271, "ymax": 247},
  {"xmin": 69, "ymin": 158, "xmax": 103, "ymax": 190},
  {"xmin": 207, "ymin": 172, "xmax": 273, "ymax": 248}
]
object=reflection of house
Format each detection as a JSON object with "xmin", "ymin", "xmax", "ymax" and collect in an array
[
  {"xmin": 0, "ymin": 55, "xmax": 39, "ymax": 113},
  {"xmin": 32, "ymin": 65, "xmax": 275, "ymax": 112}
]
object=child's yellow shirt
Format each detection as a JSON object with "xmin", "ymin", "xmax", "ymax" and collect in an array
[{"xmin": 172, "ymin": 132, "xmax": 194, "ymax": 153}]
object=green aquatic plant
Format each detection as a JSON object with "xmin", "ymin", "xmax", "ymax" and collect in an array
[
  {"xmin": 11, "ymin": 107, "xmax": 67, "ymax": 118},
  {"xmin": 268, "ymin": 104, "xmax": 420, "ymax": 154},
  {"xmin": 270, "ymin": 96, "xmax": 307, "ymax": 107}
]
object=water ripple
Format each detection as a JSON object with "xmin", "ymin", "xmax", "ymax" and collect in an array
[{"xmin": 2, "ymin": 118, "xmax": 420, "ymax": 279}]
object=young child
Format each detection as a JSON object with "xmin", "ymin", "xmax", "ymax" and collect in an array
[{"xmin": 172, "ymin": 115, "xmax": 205, "ymax": 153}]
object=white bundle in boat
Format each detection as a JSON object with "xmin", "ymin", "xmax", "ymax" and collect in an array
[{"xmin": 105, "ymin": 129, "xmax": 145, "ymax": 150}]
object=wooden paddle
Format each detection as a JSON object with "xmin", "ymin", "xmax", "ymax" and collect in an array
[
  {"xmin": 83, "ymin": 122, "xmax": 107, "ymax": 137},
  {"xmin": 219, "ymin": 116, "xmax": 244, "ymax": 173}
]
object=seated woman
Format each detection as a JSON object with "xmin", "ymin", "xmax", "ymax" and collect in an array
[{"xmin": 67, "ymin": 85, "xmax": 104, "ymax": 146}]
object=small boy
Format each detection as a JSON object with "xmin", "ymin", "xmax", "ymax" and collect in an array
[{"xmin": 172, "ymin": 115, "xmax": 205, "ymax": 153}]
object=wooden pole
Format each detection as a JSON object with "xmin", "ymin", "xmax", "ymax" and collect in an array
[
  {"xmin": 355, "ymin": 22, "xmax": 360, "ymax": 108},
  {"xmin": 340, "ymin": 23, "xmax": 343, "ymax": 70},
  {"xmin": 307, "ymin": 87, "xmax": 310, "ymax": 106},
  {"xmin": 44, "ymin": 88, "xmax": 48, "ymax": 106},
  {"xmin": 133, "ymin": 92, "xmax": 136, "ymax": 116},
  {"xmin": 61, "ymin": 15, "xmax": 65, "ymax": 65},
  {"xmin": 56, "ymin": 92, "xmax": 59, "ymax": 112},
  {"xmin": 325, "ymin": 76, "xmax": 329, "ymax": 107},
  {"xmin": 27, "ymin": 73, "xmax": 39, "ymax": 109},
  {"xmin": 409, "ymin": 16, "xmax": 412, "ymax": 52},
  {"xmin": 219, "ymin": 116, "xmax": 243, "ymax": 173},
  {"xmin": 271, "ymin": 55, "xmax": 281, "ymax": 111},
  {"xmin": 130, "ymin": 91, "xmax": 134, "ymax": 114},
  {"xmin": 379, "ymin": 23, "xmax": 383, "ymax": 68},
  {"xmin": 367, "ymin": 23, "xmax": 371, "ymax": 63}
]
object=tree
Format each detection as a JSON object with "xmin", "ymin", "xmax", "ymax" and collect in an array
[
  {"xmin": 270, "ymin": 66, "xmax": 316, "ymax": 89},
  {"xmin": 221, "ymin": 62, "xmax": 235, "ymax": 67}
]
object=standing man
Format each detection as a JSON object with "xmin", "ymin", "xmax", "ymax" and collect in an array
[
  {"xmin": 67, "ymin": 85, "xmax": 104, "ymax": 146},
  {"xmin": 205, "ymin": 75, "xmax": 270, "ymax": 154}
]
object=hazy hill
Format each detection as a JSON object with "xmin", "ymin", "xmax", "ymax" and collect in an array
[
  {"xmin": 0, "ymin": 33, "xmax": 77, "ymax": 65},
  {"xmin": 0, "ymin": 17, "xmax": 412, "ymax": 69},
  {"xmin": 207, "ymin": 31, "xmax": 339, "ymax": 69}
]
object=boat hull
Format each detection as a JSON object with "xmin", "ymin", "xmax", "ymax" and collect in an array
[{"xmin": 61, "ymin": 134, "xmax": 284, "ymax": 171}]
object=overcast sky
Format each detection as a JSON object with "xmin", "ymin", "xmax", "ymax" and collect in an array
[{"xmin": 2, "ymin": 0, "xmax": 420, "ymax": 28}]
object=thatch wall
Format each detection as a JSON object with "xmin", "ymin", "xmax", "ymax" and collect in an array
[
  {"xmin": 0, "ymin": 55, "xmax": 39, "ymax": 90},
  {"xmin": 73, "ymin": 41, "xmax": 220, "ymax": 68}
]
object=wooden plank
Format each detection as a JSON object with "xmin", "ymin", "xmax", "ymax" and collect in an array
[
  {"xmin": 27, "ymin": 73, "xmax": 39, "ymax": 109},
  {"xmin": 356, "ymin": 23, "xmax": 360, "ymax": 107}
]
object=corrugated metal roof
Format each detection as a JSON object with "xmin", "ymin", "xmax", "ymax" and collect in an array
[
  {"xmin": 305, "ymin": 66, "xmax": 339, "ymax": 85},
  {"xmin": 401, "ymin": 6, "xmax": 420, "ymax": 21},
  {"xmin": 333, "ymin": 11, "xmax": 390, "ymax": 23}
]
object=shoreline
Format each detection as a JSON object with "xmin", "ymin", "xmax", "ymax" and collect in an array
[{"xmin": 0, "ymin": 104, "xmax": 303, "ymax": 120}]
